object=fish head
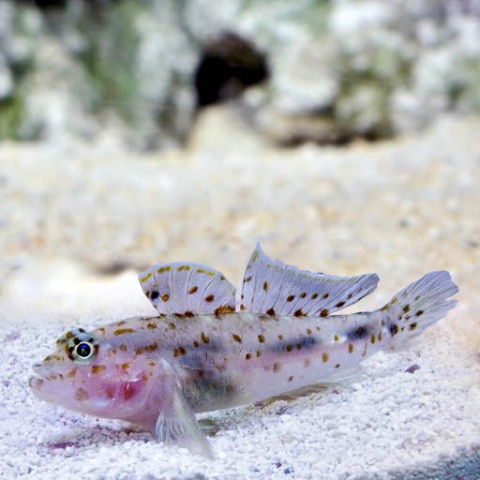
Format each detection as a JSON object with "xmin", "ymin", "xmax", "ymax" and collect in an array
[{"xmin": 29, "ymin": 327, "xmax": 157, "ymax": 424}]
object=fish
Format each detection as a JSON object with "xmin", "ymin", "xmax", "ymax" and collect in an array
[{"xmin": 29, "ymin": 244, "xmax": 458, "ymax": 457}]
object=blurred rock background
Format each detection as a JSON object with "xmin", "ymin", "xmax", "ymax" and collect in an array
[{"xmin": 1, "ymin": 0, "xmax": 480, "ymax": 149}]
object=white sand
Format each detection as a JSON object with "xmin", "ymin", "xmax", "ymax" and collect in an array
[{"xmin": 0, "ymin": 110, "xmax": 479, "ymax": 479}]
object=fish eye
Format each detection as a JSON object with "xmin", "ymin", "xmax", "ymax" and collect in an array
[
  {"xmin": 74, "ymin": 342, "xmax": 94, "ymax": 361},
  {"xmin": 64, "ymin": 329, "xmax": 98, "ymax": 364}
]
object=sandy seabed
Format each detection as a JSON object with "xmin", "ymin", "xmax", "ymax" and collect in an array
[{"xmin": 0, "ymin": 108, "xmax": 479, "ymax": 479}]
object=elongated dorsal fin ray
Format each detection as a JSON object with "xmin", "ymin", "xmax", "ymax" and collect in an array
[
  {"xmin": 240, "ymin": 243, "xmax": 380, "ymax": 317},
  {"xmin": 139, "ymin": 261, "xmax": 236, "ymax": 316}
]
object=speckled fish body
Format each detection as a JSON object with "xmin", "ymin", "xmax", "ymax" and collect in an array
[{"xmin": 30, "ymin": 244, "xmax": 458, "ymax": 457}]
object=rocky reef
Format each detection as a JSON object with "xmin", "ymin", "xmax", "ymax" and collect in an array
[{"xmin": 1, "ymin": 0, "xmax": 480, "ymax": 149}]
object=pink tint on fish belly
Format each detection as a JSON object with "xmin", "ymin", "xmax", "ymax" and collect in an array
[{"xmin": 29, "ymin": 243, "xmax": 458, "ymax": 458}]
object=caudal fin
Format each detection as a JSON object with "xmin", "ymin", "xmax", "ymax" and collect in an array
[{"xmin": 381, "ymin": 271, "xmax": 458, "ymax": 347}]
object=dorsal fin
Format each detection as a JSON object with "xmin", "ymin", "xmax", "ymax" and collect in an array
[
  {"xmin": 240, "ymin": 244, "xmax": 379, "ymax": 317},
  {"xmin": 139, "ymin": 262, "xmax": 236, "ymax": 316}
]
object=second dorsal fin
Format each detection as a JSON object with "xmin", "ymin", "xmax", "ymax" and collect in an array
[
  {"xmin": 240, "ymin": 244, "xmax": 379, "ymax": 317},
  {"xmin": 139, "ymin": 261, "xmax": 236, "ymax": 316}
]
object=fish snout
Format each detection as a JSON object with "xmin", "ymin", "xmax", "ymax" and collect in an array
[{"xmin": 33, "ymin": 362, "xmax": 52, "ymax": 377}]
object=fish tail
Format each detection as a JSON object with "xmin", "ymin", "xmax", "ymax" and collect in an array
[{"xmin": 380, "ymin": 271, "xmax": 458, "ymax": 347}]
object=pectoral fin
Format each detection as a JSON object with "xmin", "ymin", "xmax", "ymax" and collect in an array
[{"xmin": 154, "ymin": 361, "xmax": 213, "ymax": 458}]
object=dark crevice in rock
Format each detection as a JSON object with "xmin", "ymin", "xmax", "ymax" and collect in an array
[{"xmin": 194, "ymin": 31, "xmax": 269, "ymax": 108}]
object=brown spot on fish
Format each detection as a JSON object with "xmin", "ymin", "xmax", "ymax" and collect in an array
[
  {"xmin": 147, "ymin": 322, "xmax": 157, "ymax": 330},
  {"xmin": 205, "ymin": 294, "xmax": 215, "ymax": 303},
  {"xmin": 286, "ymin": 345, "xmax": 293, "ymax": 352},
  {"xmin": 113, "ymin": 328, "xmax": 135, "ymax": 336},
  {"xmin": 311, "ymin": 292, "xmax": 319, "ymax": 300},
  {"xmin": 150, "ymin": 291, "xmax": 159, "ymax": 300},
  {"xmin": 263, "ymin": 281, "xmax": 269, "ymax": 292},
  {"xmin": 119, "ymin": 344, "xmax": 127, "ymax": 352},
  {"xmin": 378, "ymin": 332, "xmax": 383, "ymax": 341},
  {"xmin": 135, "ymin": 348, "xmax": 144, "ymax": 355},
  {"xmin": 320, "ymin": 309, "xmax": 329, "ymax": 317},
  {"xmin": 161, "ymin": 294, "xmax": 170, "ymax": 302},
  {"xmin": 173, "ymin": 346, "xmax": 187, "ymax": 358},
  {"xmin": 91, "ymin": 365, "xmax": 106, "ymax": 374},
  {"xmin": 416, "ymin": 310, "xmax": 424, "ymax": 317},
  {"xmin": 322, "ymin": 292, "xmax": 329, "ymax": 299},
  {"xmin": 245, "ymin": 353, "xmax": 252, "ymax": 360},
  {"xmin": 389, "ymin": 323, "xmax": 399, "ymax": 336},
  {"xmin": 349, "ymin": 325, "xmax": 368, "ymax": 340},
  {"xmin": 371, "ymin": 335, "xmax": 376, "ymax": 344},
  {"xmin": 403, "ymin": 304, "xmax": 411, "ymax": 314},
  {"xmin": 334, "ymin": 334, "xmax": 340, "ymax": 342},
  {"xmin": 225, "ymin": 384, "xmax": 236, "ymax": 396},
  {"xmin": 348, "ymin": 344, "xmax": 354, "ymax": 354},
  {"xmin": 256, "ymin": 350, "xmax": 262, "ymax": 357},
  {"xmin": 288, "ymin": 376, "xmax": 294, "ymax": 382},
  {"xmin": 409, "ymin": 322, "xmax": 418, "ymax": 331},
  {"xmin": 294, "ymin": 309, "xmax": 305, "ymax": 317},
  {"xmin": 300, "ymin": 291, "xmax": 307, "ymax": 298},
  {"xmin": 335, "ymin": 363, "xmax": 341, "ymax": 369},
  {"xmin": 188, "ymin": 286, "xmax": 198, "ymax": 294},
  {"xmin": 168, "ymin": 322, "xmax": 176, "ymax": 330},
  {"xmin": 266, "ymin": 307, "xmax": 276, "ymax": 316},
  {"xmin": 67, "ymin": 369, "xmax": 76, "ymax": 378},
  {"xmin": 306, "ymin": 328, "xmax": 313, "ymax": 335},
  {"xmin": 273, "ymin": 362, "xmax": 281, "ymax": 373},
  {"xmin": 98, "ymin": 327, "xmax": 106, "ymax": 335},
  {"xmin": 286, "ymin": 295, "xmax": 295, "ymax": 302},
  {"xmin": 258, "ymin": 334, "xmax": 265, "ymax": 343},
  {"xmin": 240, "ymin": 304, "xmax": 245, "ymax": 311},
  {"xmin": 335, "ymin": 301, "xmax": 346, "ymax": 308},
  {"xmin": 244, "ymin": 275, "xmax": 252, "ymax": 283},
  {"xmin": 184, "ymin": 311, "xmax": 194, "ymax": 318},
  {"xmin": 322, "ymin": 353, "xmax": 329, "ymax": 363},
  {"xmin": 177, "ymin": 265, "xmax": 191, "ymax": 271},
  {"xmin": 232, "ymin": 333, "xmax": 242, "ymax": 343},
  {"xmin": 215, "ymin": 305, "xmax": 235, "ymax": 315},
  {"xmin": 201, "ymin": 332, "xmax": 210, "ymax": 344},
  {"xmin": 121, "ymin": 362, "xmax": 131, "ymax": 370},
  {"xmin": 278, "ymin": 334, "xmax": 284, "ymax": 341},
  {"xmin": 75, "ymin": 388, "xmax": 89, "ymax": 401},
  {"xmin": 193, "ymin": 340, "xmax": 200, "ymax": 348}
]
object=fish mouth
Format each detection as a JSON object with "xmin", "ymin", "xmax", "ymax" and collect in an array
[{"xmin": 29, "ymin": 375, "xmax": 44, "ymax": 391}]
